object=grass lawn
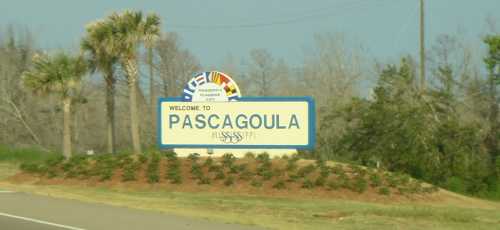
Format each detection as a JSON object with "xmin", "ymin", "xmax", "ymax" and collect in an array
[
  {"xmin": 0, "ymin": 163, "xmax": 18, "ymax": 180},
  {"xmin": 0, "ymin": 179, "xmax": 499, "ymax": 230}
]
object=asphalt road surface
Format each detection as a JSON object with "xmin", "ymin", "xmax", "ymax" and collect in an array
[{"xmin": 0, "ymin": 190, "xmax": 263, "ymax": 230}]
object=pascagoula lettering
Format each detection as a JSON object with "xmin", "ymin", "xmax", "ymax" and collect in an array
[{"xmin": 168, "ymin": 114, "xmax": 301, "ymax": 130}]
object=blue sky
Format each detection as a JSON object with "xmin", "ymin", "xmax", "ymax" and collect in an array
[{"xmin": 0, "ymin": 0, "xmax": 498, "ymax": 68}]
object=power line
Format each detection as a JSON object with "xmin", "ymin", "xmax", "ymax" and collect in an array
[{"xmin": 169, "ymin": 0, "xmax": 397, "ymax": 30}]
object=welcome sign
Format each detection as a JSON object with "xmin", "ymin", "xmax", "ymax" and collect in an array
[{"xmin": 158, "ymin": 97, "xmax": 315, "ymax": 149}]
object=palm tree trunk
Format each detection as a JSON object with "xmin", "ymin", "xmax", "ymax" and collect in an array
[
  {"xmin": 62, "ymin": 96, "xmax": 72, "ymax": 158},
  {"xmin": 125, "ymin": 58, "xmax": 142, "ymax": 154},
  {"xmin": 105, "ymin": 72, "xmax": 116, "ymax": 154},
  {"xmin": 148, "ymin": 48, "xmax": 156, "ymax": 146}
]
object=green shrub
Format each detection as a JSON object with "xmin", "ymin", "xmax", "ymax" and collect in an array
[
  {"xmin": 122, "ymin": 160, "xmax": 140, "ymax": 182},
  {"xmin": 148, "ymin": 173, "xmax": 159, "ymax": 183},
  {"xmin": 138, "ymin": 154, "xmax": 148, "ymax": 164},
  {"xmin": 398, "ymin": 174, "xmax": 411, "ymax": 186},
  {"xmin": 203, "ymin": 157, "xmax": 214, "ymax": 168},
  {"xmin": 408, "ymin": 181, "xmax": 423, "ymax": 194},
  {"xmin": 315, "ymin": 176, "xmax": 327, "ymax": 187},
  {"xmin": 273, "ymin": 167, "xmax": 285, "ymax": 177},
  {"xmin": 244, "ymin": 152, "xmax": 255, "ymax": 159},
  {"xmin": 286, "ymin": 156, "xmax": 299, "ymax": 171},
  {"xmin": 170, "ymin": 174, "xmax": 182, "ymax": 184},
  {"xmin": 45, "ymin": 155, "xmax": 65, "ymax": 168},
  {"xmin": 257, "ymin": 160, "xmax": 271, "ymax": 171},
  {"xmin": 387, "ymin": 174, "xmax": 399, "ymax": 188},
  {"xmin": 208, "ymin": 164, "xmax": 221, "ymax": 173},
  {"xmin": 117, "ymin": 155, "xmax": 133, "ymax": 169},
  {"xmin": 260, "ymin": 170, "xmax": 274, "ymax": 180},
  {"xmin": 422, "ymin": 185, "xmax": 439, "ymax": 193},
  {"xmin": 256, "ymin": 153, "xmax": 270, "ymax": 163},
  {"xmin": 229, "ymin": 165, "xmax": 239, "ymax": 174},
  {"xmin": 432, "ymin": 185, "xmax": 440, "ymax": 192},
  {"xmin": 165, "ymin": 151, "xmax": 179, "ymax": 162},
  {"xmin": 190, "ymin": 163, "xmax": 203, "ymax": 179},
  {"xmin": 256, "ymin": 157, "xmax": 273, "ymax": 180},
  {"xmin": 236, "ymin": 163, "xmax": 248, "ymax": 173},
  {"xmin": 37, "ymin": 165, "xmax": 49, "ymax": 176},
  {"xmin": 214, "ymin": 170, "xmax": 226, "ymax": 180},
  {"xmin": 250, "ymin": 179, "xmax": 263, "ymax": 187},
  {"xmin": 222, "ymin": 153, "xmax": 236, "ymax": 167},
  {"xmin": 444, "ymin": 176, "xmax": 466, "ymax": 194},
  {"xmin": 165, "ymin": 158, "xmax": 182, "ymax": 184},
  {"xmin": 239, "ymin": 169, "xmax": 254, "ymax": 180},
  {"xmin": 188, "ymin": 153, "xmax": 200, "ymax": 162},
  {"xmin": 422, "ymin": 186, "xmax": 433, "ymax": 194},
  {"xmin": 398, "ymin": 186, "xmax": 410, "ymax": 195},
  {"xmin": 315, "ymin": 158, "xmax": 326, "ymax": 168},
  {"xmin": 93, "ymin": 154, "xmax": 116, "ymax": 181},
  {"xmin": 197, "ymin": 176, "xmax": 211, "ymax": 185},
  {"xmin": 327, "ymin": 180, "xmax": 342, "ymax": 190},
  {"xmin": 297, "ymin": 164, "xmax": 316, "ymax": 177},
  {"xmin": 76, "ymin": 159, "xmax": 91, "ymax": 179},
  {"xmin": 20, "ymin": 162, "xmax": 41, "ymax": 174},
  {"xmin": 369, "ymin": 173, "xmax": 383, "ymax": 187},
  {"xmin": 273, "ymin": 180, "xmax": 287, "ymax": 190},
  {"xmin": 331, "ymin": 165, "xmax": 345, "ymax": 175},
  {"xmin": 287, "ymin": 173, "xmax": 300, "ymax": 182},
  {"xmin": 146, "ymin": 153, "xmax": 160, "ymax": 183},
  {"xmin": 47, "ymin": 168, "xmax": 59, "ymax": 178},
  {"xmin": 115, "ymin": 153, "xmax": 130, "ymax": 167},
  {"xmin": 164, "ymin": 151, "xmax": 177, "ymax": 161},
  {"xmin": 350, "ymin": 165, "xmax": 368, "ymax": 178},
  {"xmin": 224, "ymin": 176, "xmax": 235, "ymax": 186},
  {"xmin": 352, "ymin": 176, "xmax": 368, "ymax": 193},
  {"xmin": 378, "ymin": 187, "xmax": 391, "ymax": 196},
  {"xmin": 319, "ymin": 166, "xmax": 330, "ymax": 178},
  {"xmin": 58, "ymin": 158, "xmax": 75, "ymax": 172},
  {"xmin": 62, "ymin": 155, "xmax": 90, "ymax": 179},
  {"xmin": 302, "ymin": 179, "xmax": 315, "ymax": 189},
  {"xmin": 338, "ymin": 174, "xmax": 351, "ymax": 189},
  {"xmin": 166, "ymin": 168, "xmax": 182, "ymax": 184}
]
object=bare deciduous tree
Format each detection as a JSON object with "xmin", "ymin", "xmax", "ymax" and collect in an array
[{"xmin": 249, "ymin": 48, "xmax": 274, "ymax": 96}]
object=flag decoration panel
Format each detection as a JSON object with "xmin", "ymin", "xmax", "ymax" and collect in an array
[{"xmin": 182, "ymin": 71, "xmax": 242, "ymax": 102}]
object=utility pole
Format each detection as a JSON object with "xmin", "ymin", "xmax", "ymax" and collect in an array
[{"xmin": 420, "ymin": 0, "xmax": 426, "ymax": 92}]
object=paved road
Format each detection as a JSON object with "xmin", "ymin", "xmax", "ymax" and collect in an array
[{"xmin": 0, "ymin": 191, "xmax": 263, "ymax": 230}]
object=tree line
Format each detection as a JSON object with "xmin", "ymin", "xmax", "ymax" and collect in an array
[{"xmin": 0, "ymin": 10, "xmax": 498, "ymax": 197}]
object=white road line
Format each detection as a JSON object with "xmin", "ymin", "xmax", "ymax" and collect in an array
[{"xmin": 0, "ymin": 212, "xmax": 86, "ymax": 230}]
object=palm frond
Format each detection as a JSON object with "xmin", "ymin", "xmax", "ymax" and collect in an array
[{"xmin": 21, "ymin": 52, "xmax": 88, "ymax": 97}]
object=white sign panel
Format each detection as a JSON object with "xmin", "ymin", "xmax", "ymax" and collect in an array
[{"xmin": 158, "ymin": 97, "xmax": 315, "ymax": 149}]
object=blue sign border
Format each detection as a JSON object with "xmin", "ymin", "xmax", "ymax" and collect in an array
[{"xmin": 157, "ymin": 97, "xmax": 316, "ymax": 149}]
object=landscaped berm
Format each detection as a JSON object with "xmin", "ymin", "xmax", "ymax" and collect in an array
[
  {"xmin": 14, "ymin": 152, "xmax": 438, "ymax": 200},
  {"xmin": 3, "ymin": 151, "xmax": 500, "ymax": 230}
]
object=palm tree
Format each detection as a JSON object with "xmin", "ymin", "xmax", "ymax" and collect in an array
[
  {"xmin": 104, "ymin": 10, "xmax": 161, "ymax": 154},
  {"xmin": 81, "ymin": 20, "xmax": 119, "ymax": 154},
  {"xmin": 22, "ymin": 52, "xmax": 87, "ymax": 158}
]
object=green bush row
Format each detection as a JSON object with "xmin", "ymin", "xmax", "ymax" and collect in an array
[{"xmin": 18, "ymin": 153, "xmax": 436, "ymax": 196}]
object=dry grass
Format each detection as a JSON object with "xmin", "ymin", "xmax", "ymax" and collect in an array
[
  {"xmin": 0, "ymin": 162, "xmax": 18, "ymax": 180},
  {"xmin": 1, "ymin": 178, "xmax": 499, "ymax": 230}
]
